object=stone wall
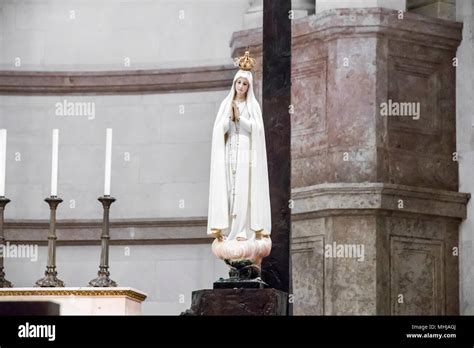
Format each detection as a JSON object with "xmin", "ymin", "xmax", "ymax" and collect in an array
[
  {"xmin": 0, "ymin": 91, "xmax": 227, "ymax": 220},
  {"xmin": 0, "ymin": 0, "xmax": 248, "ymax": 70}
]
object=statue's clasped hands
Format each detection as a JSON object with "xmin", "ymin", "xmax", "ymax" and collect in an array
[{"xmin": 231, "ymin": 101, "xmax": 240, "ymax": 122}]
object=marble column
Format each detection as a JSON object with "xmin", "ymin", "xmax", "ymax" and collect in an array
[
  {"xmin": 407, "ymin": 0, "xmax": 456, "ymax": 20},
  {"xmin": 231, "ymin": 7, "xmax": 469, "ymax": 315},
  {"xmin": 456, "ymin": 0, "xmax": 474, "ymax": 315},
  {"xmin": 243, "ymin": 0, "xmax": 315, "ymax": 29}
]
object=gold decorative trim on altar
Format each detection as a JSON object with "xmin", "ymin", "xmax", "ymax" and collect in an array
[{"xmin": 0, "ymin": 289, "xmax": 147, "ymax": 302}]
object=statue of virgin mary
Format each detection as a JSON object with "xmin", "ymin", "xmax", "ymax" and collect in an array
[{"xmin": 207, "ymin": 51, "xmax": 272, "ymax": 281}]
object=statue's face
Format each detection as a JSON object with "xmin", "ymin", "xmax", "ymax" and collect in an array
[{"xmin": 235, "ymin": 78, "xmax": 249, "ymax": 96}]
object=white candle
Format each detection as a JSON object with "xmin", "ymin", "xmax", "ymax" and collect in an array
[
  {"xmin": 104, "ymin": 128, "xmax": 112, "ymax": 196},
  {"xmin": 51, "ymin": 129, "xmax": 59, "ymax": 196},
  {"xmin": 0, "ymin": 129, "xmax": 6, "ymax": 197}
]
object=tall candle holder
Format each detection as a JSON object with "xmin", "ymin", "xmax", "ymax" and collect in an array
[
  {"xmin": 0, "ymin": 197, "xmax": 13, "ymax": 288},
  {"xmin": 35, "ymin": 196, "xmax": 65, "ymax": 287},
  {"xmin": 89, "ymin": 195, "xmax": 117, "ymax": 287}
]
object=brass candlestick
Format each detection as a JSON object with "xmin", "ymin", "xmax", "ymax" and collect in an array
[
  {"xmin": 0, "ymin": 197, "xmax": 13, "ymax": 288},
  {"xmin": 89, "ymin": 196, "xmax": 117, "ymax": 287},
  {"xmin": 35, "ymin": 196, "xmax": 65, "ymax": 287}
]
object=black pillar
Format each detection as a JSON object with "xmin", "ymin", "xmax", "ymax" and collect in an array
[{"xmin": 262, "ymin": 0, "xmax": 292, "ymax": 296}]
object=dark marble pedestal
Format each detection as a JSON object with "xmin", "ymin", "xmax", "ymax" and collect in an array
[
  {"xmin": 0, "ymin": 301, "xmax": 60, "ymax": 315},
  {"xmin": 183, "ymin": 288, "xmax": 288, "ymax": 316},
  {"xmin": 213, "ymin": 277, "xmax": 269, "ymax": 289}
]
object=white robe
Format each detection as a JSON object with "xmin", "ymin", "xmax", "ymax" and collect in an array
[
  {"xmin": 225, "ymin": 101, "xmax": 253, "ymax": 240},
  {"xmin": 206, "ymin": 69, "xmax": 272, "ymax": 240}
]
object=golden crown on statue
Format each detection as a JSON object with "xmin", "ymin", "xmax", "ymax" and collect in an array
[{"xmin": 234, "ymin": 50, "xmax": 256, "ymax": 71}]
